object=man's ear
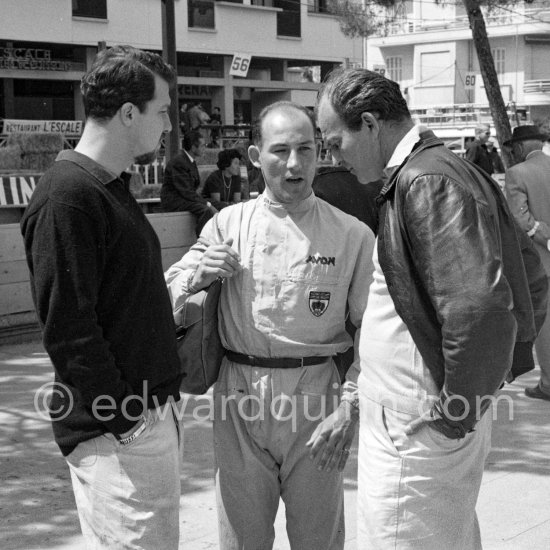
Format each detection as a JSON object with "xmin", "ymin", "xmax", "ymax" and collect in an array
[
  {"xmin": 248, "ymin": 145, "xmax": 261, "ymax": 168},
  {"xmin": 120, "ymin": 102, "xmax": 135, "ymax": 127},
  {"xmin": 360, "ymin": 112, "xmax": 380, "ymax": 135}
]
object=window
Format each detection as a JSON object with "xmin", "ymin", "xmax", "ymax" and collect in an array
[
  {"xmin": 386, "ymin": 57, "xmax": 402, "ymax": 84},
  {"xmin": 188, "ymin": 0, "xmax": 215, "ymax": 28},
  {"xmin": 72, "ymin": 0, "xmax": 107, "ymax": 19},
  {"xmin": 275, "ymin": 0, "xmax": 301, "ymax": 37},
  {"xmin": 492, "ymin": 48, "xmax": 505, "ymax": 76},
  {"xmin": 307, "ymin": 0, "xmax": 330, "ymax": 14}
]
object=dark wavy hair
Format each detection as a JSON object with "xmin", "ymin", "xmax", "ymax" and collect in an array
[
  {"xmin": 81, "ymin": 45, "xmax": 176, "ymax": 121},
  {"xmin": 183, "ymin": 130, "xmax": 204, "ymax": 151},
  {"xmin": 251, "ymin": 101, "xmax": 316, "ymax": 147},
  {"xmin": 217, "ymin": 149, "xmax": 242, "ymax": 170},
  {"xmin": 316, "ymin": 68, "xmax": 410, "ymax": 131}
]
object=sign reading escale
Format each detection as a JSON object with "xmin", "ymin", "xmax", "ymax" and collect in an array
[{"xmin": 2, "ymin": 119, "xmax": 83, "ymax": 135}]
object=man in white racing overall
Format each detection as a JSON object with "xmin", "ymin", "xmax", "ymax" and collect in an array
[{"xmin": 166, "ymin": 101, "xmax": 374, "ymax": 549}]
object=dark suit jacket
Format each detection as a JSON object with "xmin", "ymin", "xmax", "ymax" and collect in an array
[
  {"xmin": 312, "ymin": 166, "xmax": 382, "ymax": 235},
  {"xmin": 161, "ymin": 151, "xmax": 210, "ymax": 218},
  {"xmin": 312, "ymin": 166, "xmax": 381, "ymax": 377},
  {"xmin": 506, "ymin": 150, "xmax": 550, "ymax": 274},
  {"xmin": 465, "ymin": 139, "xmax": 493, "ymax": 175}
]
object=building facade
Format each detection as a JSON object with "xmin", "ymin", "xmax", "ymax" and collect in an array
[
  {"xmin": 366, "ymin": 0, "xmax": 550, "ymax": 129},
  {"xmin": 0, "ymin": 0, "xmax": 362, "ymax": 127}
]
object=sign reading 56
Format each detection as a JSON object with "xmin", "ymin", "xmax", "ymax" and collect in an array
[{"xmin": 230, "ymin": 53, "xmax": 252, "ymax": 77}]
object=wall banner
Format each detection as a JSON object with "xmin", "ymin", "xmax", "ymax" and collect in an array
[
  {"xmin": 0, "ymin": 175, "xmax": 41, "ymax": 206},
  {"xmin": 1, "ymin": 120, "xmax": 83, "ymax": 135}
]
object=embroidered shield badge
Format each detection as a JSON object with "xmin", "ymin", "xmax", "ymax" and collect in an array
[{"xmin": 309, "ymin": 291, "xmax": 331, "ymax": 317}]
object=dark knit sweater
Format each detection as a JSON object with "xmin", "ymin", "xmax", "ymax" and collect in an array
[{"xmin": 21, "ymin": 150, "xmax": 181, "ymax": 456}]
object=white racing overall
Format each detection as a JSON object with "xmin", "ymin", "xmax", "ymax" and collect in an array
[{"xmin": 166, "ymin": 193, "xmax": 374, "ymax": 549}]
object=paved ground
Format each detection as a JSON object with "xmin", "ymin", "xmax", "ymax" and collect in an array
[{"xmin": 1, "ymin": 340, "xmax": 549, "ymax": 550}]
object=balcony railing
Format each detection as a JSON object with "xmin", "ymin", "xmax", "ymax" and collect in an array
[
  {"xmin": 383, "ymin": 8, "xmax": 550, "ymax": 37},
  {"xmin": 410, "ymin": 103, "xmax": 530, "ymax": 127},
  {"xmin": 524, "ymin": 79, "xmax": 550, "ymax": 94}
]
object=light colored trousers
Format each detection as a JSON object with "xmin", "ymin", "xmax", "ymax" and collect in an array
[
  {"xmin": 213, "ymin": 357, "xmax": 345, "ymax": 550},
  {"xmin": 66, "ymin": 402, "xmax": 183, "ymax": 550},
  {"xmin": 535, "ymin": 277, "xmax": 550, "ymax": 394},
  {"xmin": 357, "ymin": 395, "xmax": 492, "ymax": 550}
]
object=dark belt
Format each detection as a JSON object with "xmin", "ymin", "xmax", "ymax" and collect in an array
[{"xmin": 225, "ymin": 350, "xmax": 330, "ymax": 369}]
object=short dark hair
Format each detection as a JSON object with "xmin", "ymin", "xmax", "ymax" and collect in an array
[
  {"xmin": 316, "ymin": 68, "xmax": 410, "ymax": 131},
  {"xmin": 81, "ymin": 45, "xmax": 176, "ymax": 121},
  {"xmin": 251, "ymin": 101, "xmax": 316, "ymax": 147},
  {"xmin": 217, "ymin": 148, "xmax": 242, "ymax": 170},
  {"xmin": 183, "ymin": 130, "xmax": 204, "ymax": 151}
]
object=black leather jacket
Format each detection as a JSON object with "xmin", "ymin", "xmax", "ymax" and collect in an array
[{"xmin": 377, "ymin": 130, "xmax": 547, "ymax": 434}]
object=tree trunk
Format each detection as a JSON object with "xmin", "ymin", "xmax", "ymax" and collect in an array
[{"xmin": 463, "ymin": 0, "xmax": 515, "ymax": 168}]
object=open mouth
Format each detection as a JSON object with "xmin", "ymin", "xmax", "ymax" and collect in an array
[{"xmin": 286, "ymin": 177, "xmax": 303, "ymax": 184}]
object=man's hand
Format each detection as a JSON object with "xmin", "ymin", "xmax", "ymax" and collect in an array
[
  {"xmin": 404, "ymin": 407, "xmax": 465, "ymax": 440},
  {"xmin": 192, "ymin": 237, "xmax": 241, "ymax": 290},
  {"xmin": 404, "ymin": 409, "xmax": 433, "ymax": 436},
  {"xmin": 305, "ymin": 400, "xmax": 359, "ymax": 472}
]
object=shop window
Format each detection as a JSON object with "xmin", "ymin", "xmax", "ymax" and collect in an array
[
  {"xmin": 72, "ymin": 0, "xmax": 107, "ymax": 19},
  {"xmin": 275, "ymin": 0, "xmax": 301, "ymax": 37},
  {"xmin": 189, "ymin": 0, "xmax": 215, "ymax": 29}
]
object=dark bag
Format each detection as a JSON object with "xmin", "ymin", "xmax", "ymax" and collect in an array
[{"xmin": 174, "ymin": 278, "xmax": 225, "ymax": 394}]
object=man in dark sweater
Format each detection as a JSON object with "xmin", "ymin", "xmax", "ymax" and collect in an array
[{"xmin": 20, "ymin": 46, "xmax": 183, "ymax": 549}]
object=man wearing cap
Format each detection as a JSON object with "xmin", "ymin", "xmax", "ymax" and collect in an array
[
  {"xmin": 466, "ymin": 123, "xmax": 494, "ymax": 174},
  {"xmin": 506, "ymin": 125, "xmax": 550, "ymax": 401}
]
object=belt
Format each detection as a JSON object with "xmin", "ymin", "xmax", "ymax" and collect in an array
[{"xmin": 225, "ymin": 350, "xmax": 330, "ymax": 369}]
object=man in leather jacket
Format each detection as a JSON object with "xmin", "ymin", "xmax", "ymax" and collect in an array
[{"xmin": 316, "ymin": 68, "xmax": 547, "ymax": 549}]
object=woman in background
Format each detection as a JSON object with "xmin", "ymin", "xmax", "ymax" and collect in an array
[{"xmin": 202, "ymin": 149, "xmax": 246, "ymax": 210}]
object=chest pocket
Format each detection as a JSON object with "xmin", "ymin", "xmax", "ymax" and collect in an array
[{"xmin": 281, "ymin": 259, "xmax": 347, "ymax": 328}]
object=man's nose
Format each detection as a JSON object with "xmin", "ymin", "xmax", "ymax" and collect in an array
[{"xmin": 287, "ymin": 148, "xmax": 300, "ymax": 169}]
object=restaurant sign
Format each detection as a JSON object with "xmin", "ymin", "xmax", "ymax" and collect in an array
[
  {"xmin": 0, "ymin": 175, "xmax": 40, "ymax": 206},
  {"xmin": 0, "ymin": 47, "xmax": 72, "ymax": 71},
  {"xmin": 2, "ymin": 119, "xmax": 83, "ymax": 135}
]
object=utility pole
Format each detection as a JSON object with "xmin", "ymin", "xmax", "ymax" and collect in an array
[{"xmin": 161, "ymin": 0, "xmax": 179, "ymax": 162}]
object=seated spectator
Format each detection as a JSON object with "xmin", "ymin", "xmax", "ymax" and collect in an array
[
  {"xmin": 161, "ymin": 130, "xmax": 216, "ymax": 235},
  {"xmin": 202, "ymin": 149, "xmax": 247, "ymax": 210},
  {"xmin": 312, "ymin": 165, "xmax": 383, "ymax": 235}
]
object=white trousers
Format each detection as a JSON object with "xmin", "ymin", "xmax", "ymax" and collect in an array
[
  {"xmin": 357, "ymin": 395, "xmax": 492, "ymax": 550},
  {"xmin": 213, "ymin": 357, "xmax": 345, "ymax": 550},
  {"xmin": 66, "ymin": 402, "xmax": 183, "ymax": 550}
]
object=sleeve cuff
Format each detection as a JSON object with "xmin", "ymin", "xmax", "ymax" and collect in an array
[{"xmin": 527, "ymin": 221, "xmax": 540, "ymax": 237}]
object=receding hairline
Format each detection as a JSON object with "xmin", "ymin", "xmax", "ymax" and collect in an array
[{"xmin": 258, "ymin": 104, "xmax": 316, "ymax": 141}]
